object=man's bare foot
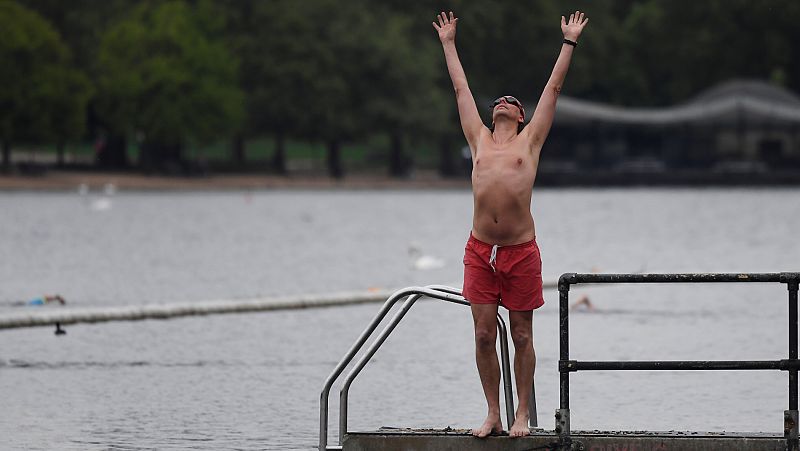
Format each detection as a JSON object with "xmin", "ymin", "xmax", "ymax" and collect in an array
[
  {"xmin": 509, "ymin": 412, "xmax": 530, "ymax": 438},
  {"xmin": 471, "ymin": 414, "xmax": 503, "ymax": 438}
]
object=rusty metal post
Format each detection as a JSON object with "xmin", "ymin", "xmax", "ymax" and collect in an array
[
  {"xmin": 787, "ymin": 279, "xmax": 799, "ymax": 451},
  {"xmin": 558, "ymin": 274, "xmax": 572, "ymax": 410},
  {"xmin": 555, "ymin": 408, "xmax": 571, "ymax": 449},
  {"xmin": 558, "ymin": 274, "xmax": 574, "ymax": 446},
  {"xmin": 786, "ymin": 411, "xmax": 798, "ymax": 451}
]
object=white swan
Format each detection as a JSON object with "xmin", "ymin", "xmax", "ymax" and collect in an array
[
  {"xmin": 79, "ymin": 183, "xmax": 114, "ymax": 211},
  {"xmin": 89, "ymin": 197, "xmax": 113, "ymax": 211},
  {"xmin": 408, "ymin": 244, "xmax": 445, "ymax": 270},
  {"xmin": 103, "ymin": 183, "xmax": 117, "ymax": 196}
]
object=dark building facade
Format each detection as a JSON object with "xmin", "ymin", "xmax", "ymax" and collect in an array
[{"xmin": 539, "ymin": 80, "xmax": 800, "ymax": 182}]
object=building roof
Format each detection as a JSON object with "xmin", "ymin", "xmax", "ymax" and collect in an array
[{"xmin": 552, "ymin": 80, "xmax": 800, "ymax": 126}]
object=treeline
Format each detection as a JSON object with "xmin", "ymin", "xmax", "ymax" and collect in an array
[{"xmin": 2, "ymin": 0, "xmax": 798, "ymax": 177}]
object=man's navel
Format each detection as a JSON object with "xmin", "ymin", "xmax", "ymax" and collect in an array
[{"xmin": 517, "ymin": 158, "xmax": 523, "ymax": 166}]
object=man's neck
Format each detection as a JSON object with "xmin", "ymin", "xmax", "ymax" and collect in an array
[{"xmin": 492, "ymin": 121, "xmax": 519, "ymax": 145}]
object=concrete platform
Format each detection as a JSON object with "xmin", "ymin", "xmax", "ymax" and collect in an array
[{"xmin": 343, "ymin": 427, "xmax": 786, "ymax": 450}]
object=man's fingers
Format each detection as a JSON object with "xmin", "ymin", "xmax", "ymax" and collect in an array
[
  {"xmin": 578, "ymin": 12, "xmax": 584, "ymax": 22},
  {"xmin": 582, "ymin": 17, "xmax": 589, "ymax": 26},
  {"xmin": 434, "ymin": 10, "xmax": 458, "ymax": 30},
  {"xmin": 561, "ymin": 15, "xmax": 566, "ymax": 27},
  {"xmin": 569, "ymin": 13, "xmax": 574, "ymax": 23},
  {"xmin": 575, "ymin": 10, "xmax": 580, "ymax": 22}
]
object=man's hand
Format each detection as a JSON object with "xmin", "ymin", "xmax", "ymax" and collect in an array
[
  {"xmin": 561, "ymin": 10, "xmax": 588, "ymax": 42},
  {"xmin": 433, "ymin": 11, "xmax": 458, "ymax": 43}
]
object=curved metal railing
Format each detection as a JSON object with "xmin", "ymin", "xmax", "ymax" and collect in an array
[{"xmin": 318, "ymin": 285, "xmax": 532, "ymax": 451}]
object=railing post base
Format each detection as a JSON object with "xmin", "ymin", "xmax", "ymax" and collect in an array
[
  {"xmin": 555, "ymin": 408, "xmax": 571, "ymax": 447},
  {"xmin": 786, "ymin": 410, "xmax": 799, "ymax": 451}
]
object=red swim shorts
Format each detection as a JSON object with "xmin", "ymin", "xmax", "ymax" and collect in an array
[{"xmin": 462, "ymin": 233, "xmax": 545, "ymax": 311}]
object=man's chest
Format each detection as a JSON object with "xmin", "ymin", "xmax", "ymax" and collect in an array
[{"xmin": 473, "ymin": 147, "xmax": 537, "ymax": 175}]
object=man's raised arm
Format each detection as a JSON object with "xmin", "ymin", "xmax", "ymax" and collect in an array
[
  {"xmin": 527, "ymin": 10, "xmax": 589, "ymax": 149},
  {"xmin": 433, "ymin": 11, "xmax": 484, "ymax": 151}
]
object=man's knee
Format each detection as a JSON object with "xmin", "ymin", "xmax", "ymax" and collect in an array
[
  {"xmin": 511, "ymin": 328, "xmax": 532, "ymax": 348},
  {"xmin": 474, "ymin": 326, "xmax": 497, "ymax": 350},
  {"xmin": 509, "ymin": 311, "xmax": 533, "ymax": 349}
]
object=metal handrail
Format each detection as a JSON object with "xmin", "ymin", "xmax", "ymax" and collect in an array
[
  {"xmin": 556, "ymin": 272, "xmax": 800, "ymax": 451},
  {"xmin": 319, "ymin": 285, "xmax": 529, "ymax": 451}
]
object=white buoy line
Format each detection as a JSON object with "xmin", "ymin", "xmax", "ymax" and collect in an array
[
  {"xmin": 0, "ymin": 289, "xmax": 395, "ymax": 330},
  {"xmin": 0, "ymin": 279, "xmax": 559, "ymax": 330}
]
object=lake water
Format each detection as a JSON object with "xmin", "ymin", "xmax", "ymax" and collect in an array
[{"xmin": 1, "ymin": 187, "xmax": 799, "ymax": 450}]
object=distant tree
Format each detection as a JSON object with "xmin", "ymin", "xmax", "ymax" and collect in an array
[
  {"xmin": 349, "ymin": 8, "xmax": 448, "ymax": 177},
  {"xmin": 424, "ymin": 0, "xmax": 800, "ymax": 108},
  {"xmin": 244, "ymin": 0, "xmax": 371, "ymax": 179},
  {"xmin": 612, "ymin": 0, "xmax": 800, "ymax": 105},
  {"xmin": 297, "ymin": 0, "xmax": 369, "ymax": 179},
  {"xmin": 46, "ymin": 66, "xmax": 93, "ymax": 166},
  {"xmin": 391, "ymin": 4, "xmax": 465, "ymax": 177},
  {"xmin": 21, "ymin": 0, "xmax": 135, "ymax": 70},
  {"xmin": 214, "ymin": 0, "xmax": 251, "ymax": 168},
  {"xmin": 224, "ymin": 0, "xmax": 320, "ymax": 174},
  {"xmin": 291, "ymin": 1, "xmax": 454, "ymax": 178},
  {"xmin": 0, "ymin": 0, "xmax": 90, "ymax": 171},
  {"xmin": 95, "ymin": 0, "xmax": 244, "ymax": 173},
  {"xmin": 22, "ymin": 0, "xmax": 136, "ymax": 168}
]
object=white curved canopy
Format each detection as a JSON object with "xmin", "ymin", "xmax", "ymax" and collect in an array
[{"xmin": 549, "ymin": 80, "xmax": 800, "ymax": 126}]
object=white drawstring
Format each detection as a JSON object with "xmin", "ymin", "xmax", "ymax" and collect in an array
[{"xmin": 489, "ymin": 245, "xmax": 498, "ymax": 273}]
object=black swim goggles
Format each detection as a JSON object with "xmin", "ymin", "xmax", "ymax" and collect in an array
[{"xmin": 491, "ymin": 95, "xmax": 524, "ymax": 110}]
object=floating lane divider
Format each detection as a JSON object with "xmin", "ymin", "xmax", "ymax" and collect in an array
[
  {"xmin": 0, "ymin": 279, "xmax": 558, "ymax": 331},
  {"xmin": 0, "ymin": 289, "xmax": 393, "ymax": 330}
]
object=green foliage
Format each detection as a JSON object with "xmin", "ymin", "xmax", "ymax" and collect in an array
[
  {"xmin": 601, "ymin": 0, "xmax": 799, "ymax": 105},
  {"xmin": 0, "ymin": 0, "xmax": 91, "ymax": 145},
  {"xmin": 234, "ymin": 0, "xmax": 450, "ymax": 140},
  {"xmin": 432, "ymin": 0, "xmax": 800, "ymax": 107},
  {"xmin": 5, "ymin": 0, "xmax": 800, "ymax": 170},
  {"xmin": 95, "ymin": 0, "xmax": 244, "ymax": 146},
  {"xmin": 356, "ymin": 5, "xmax": 448, "ymax": 136},
  {"xmin": 20, "ymin": 0, "xmax": 135, "ymax": 72},
  {"xmin": 231, "ymin": 0, "xmax": 322, "ymax": 138}
]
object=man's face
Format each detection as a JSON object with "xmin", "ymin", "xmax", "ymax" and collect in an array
[{"xmin": 491, "ymin": 96, "xmax": 525, "ymax": 124}]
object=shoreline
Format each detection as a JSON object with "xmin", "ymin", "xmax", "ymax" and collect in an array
[
  {"xmin": 3, "ymin": 169, "xmax": 800, "ymax": 192},
  {"xmin": 0, "ymin": 170, "xmax": 472, "ymax": 191}
]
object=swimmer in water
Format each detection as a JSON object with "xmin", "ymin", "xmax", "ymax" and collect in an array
[
  {"xmin": 570, "ymin": 294, "xmax": 595, "ymax": 312},
  {"xmin": 12, "ymin": 295, "xmax": 66, "ymax": 306}
]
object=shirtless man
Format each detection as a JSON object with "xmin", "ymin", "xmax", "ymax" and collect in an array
[{"xmin": 433, "ymin": 10, "xmax": 588, "ymax": 438}]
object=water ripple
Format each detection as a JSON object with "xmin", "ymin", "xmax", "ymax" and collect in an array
[{"xmin": 0, "ymin": 359, "xmax": 236, "ymax": 370}]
